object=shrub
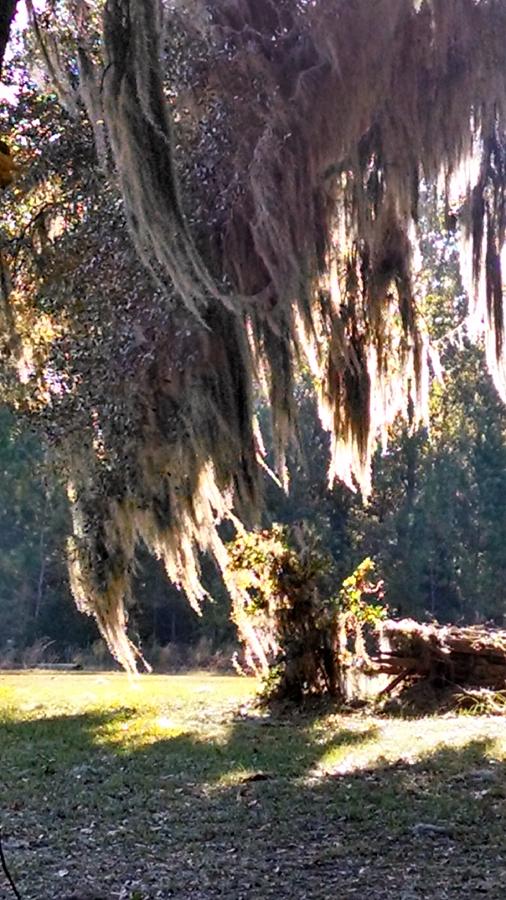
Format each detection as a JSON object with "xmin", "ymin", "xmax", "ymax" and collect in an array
[{"xmin": 227, "ymin": 525, "xmax": 387, "ymax": 702}]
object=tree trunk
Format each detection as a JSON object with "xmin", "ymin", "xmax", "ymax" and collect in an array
[{"xmin": 0, "ymin": 1, "xmax": 17, "ymax": 77}]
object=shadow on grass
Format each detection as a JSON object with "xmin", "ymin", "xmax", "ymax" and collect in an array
[
  {"xmin": 2, "ymin": 708, "xmax": 506, "ymax": 898},
  {"xmin": 0, "ymin": 705, "xmax": 379, "ymax": 781}
]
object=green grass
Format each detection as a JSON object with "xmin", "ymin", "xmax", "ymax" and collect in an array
[{"xmin": 2, "ymin": 672, "xmax": 506, "ymax": 898}]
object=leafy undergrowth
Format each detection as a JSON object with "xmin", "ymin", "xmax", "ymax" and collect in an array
[{"xmin": 2, "ymin": 673, "xmax": 506, "ymax": 897}]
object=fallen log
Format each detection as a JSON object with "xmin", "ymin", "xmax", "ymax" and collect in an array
[
  {"xmin": 34, "ymin": 662, "xmax": 82, "ymax": 671},
  {"xmin": 372, "ymin": 618, "xmax": 506, "ymax": 690}
]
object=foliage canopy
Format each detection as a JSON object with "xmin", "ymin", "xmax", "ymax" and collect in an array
[{"xmin": 2, "ymin": 0, "xmax": 506, "ymax": 667}]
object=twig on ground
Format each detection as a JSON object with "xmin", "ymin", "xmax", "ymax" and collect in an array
[{"xmin": 0, "ymin": 832, "xmax": 22, "ymax": 900}]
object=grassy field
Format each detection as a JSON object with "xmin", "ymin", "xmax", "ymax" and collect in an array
[{"xmin": 2, "ymin": 673, "xmax": 506, "ymax": 898}]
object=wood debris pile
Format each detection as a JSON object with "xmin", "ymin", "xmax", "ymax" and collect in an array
[{"xmin": 373, "ymin": 618, "xmax": 506, "ymax": 693}]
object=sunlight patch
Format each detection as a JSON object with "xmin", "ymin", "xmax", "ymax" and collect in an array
[{"xmin": 311, "ymin": 720, "xmax": 506, "ymax": 779}]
